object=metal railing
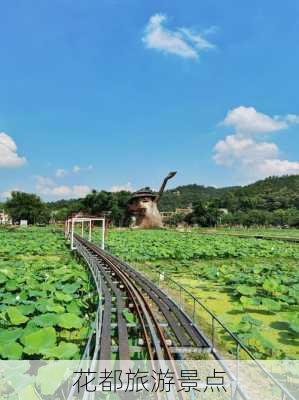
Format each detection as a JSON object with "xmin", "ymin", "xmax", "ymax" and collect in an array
[
  {"xmin": 154, "ymin": 271, "xmax": 296, "ymax": 400},
  {"xmin": 74, "ymin": 237, "xmax": 103, "ymax": 360},
  {"xmin": 67, "ymin": 237, "xmax": 104, "ymax": 400}
]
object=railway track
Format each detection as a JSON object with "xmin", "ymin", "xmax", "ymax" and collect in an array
[
  {"xmin": 74, "ymin": 233, "xmax": 210, "ymax": 361},
  {"xmin": 70, "ymin": 232, "xmax": 296, "ymax": 400}
]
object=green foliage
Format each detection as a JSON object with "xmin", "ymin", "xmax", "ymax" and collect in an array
[
  {"xmin": 286, "ymin": 313, "xmax": 299, "ymax": 334},
  {"xmin": 262, "ymin": 278, "xmax": 282, "ymax": 295},
  {"xmin": 22, "ymin": 327, "xmax": 57, "ymax": 355},
  {"xmin": 231, "ymin": 315, "xmax": 284, "ymax": 358},
  {"xmin": 185, "ymin": 200, "xmax": 223, "ymax": 227},
  {"xmin": 44, "ymin": 342, "xmax": 79, "ymax": 359},
  {"xmin": 36, "ymin": 362, "xmax": 73, "ymax": 395},
  {"xmin": 32, "ymin": 313, "xmax": 59, "ymax": 327},
  {"xmin": 7, "ymin": 307, "xmax": 29, "ymax": 325},
  {"xmin": 0, "ymin": 227, "xmax": 96, "ymax": 359},
  {"xmin": 159, "ymin": 175, "xmax": 299, "ymax": 227},
  {"xmin": 82, "ymin": 190, "xmax": 131, "ymax": 226},
  {"xmin": 0, "ymin": 342, "xmax": 23, "ymax": 359},
  {"xmin": 57, "ymin": 313, "xmax": 83, "ymax": 329},
  {"xmin": 105, "ymin": 229, "xmax": 299, "ymax": 262},
  {"xmin": 123, "ymin": 310, "xmax": 135, "ymax": 324},
  {"xmin": 261, "ymin": 298, "xmax": 281, "ymax": 311},
  {"xmin": 236, "ymin": 285, "xmax": 257, "ymax": 296},
  {"xmin": 0, "ymin": 328, "xmax": 23, "ymax": 345},
  {"xmin": 239, "ymin": 296, "xmax": 260, "ymax": 309},
  {"xmin": 5, "ymin": 191, "xmax": 50, "ymax": 224},
  {"xmin": 106, "ymin": 229, "xmax": 298, "ymax": 359},
  {"xmin": 165, "ymin": 213, "xmax": 186, "ymax": 226}
]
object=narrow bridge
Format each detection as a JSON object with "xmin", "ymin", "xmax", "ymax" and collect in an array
[{"xmin": 74, "ymin": 233, "xmax": 210, "ymax": 360}]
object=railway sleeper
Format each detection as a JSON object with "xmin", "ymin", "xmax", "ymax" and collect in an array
[
  {"xmin": 76, "ymin": 236, "xmax": 211, "ymax": 361},
  {"xmin": 117, "ymin": 264, "xmax": 209, "ymax": 349}
]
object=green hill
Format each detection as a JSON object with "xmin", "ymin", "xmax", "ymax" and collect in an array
[
  {"xmin": 159, "ymin": 175, "xmax": 299, "ymax": 212},
  {"xmin": 159, "ymin": 184, "xmax": 236, "ymax": 211}
]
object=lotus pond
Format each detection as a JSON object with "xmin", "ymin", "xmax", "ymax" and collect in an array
[
  {"xmin": 0, "ymin": 226, "xmax": 96, "ymax": 360},
  {"xmin": 1, "ymin": 226, "xmax": 298, "ymax": 360},
  {"xmin": 105, "ymin": 229, "xmax": 299, "ymax": 359}
]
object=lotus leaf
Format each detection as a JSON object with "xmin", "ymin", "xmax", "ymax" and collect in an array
[
  {"xmin": 0, "ymin": 342, "xmax": 23, "ymax": 359},
  {"xmin": 62, "ymin": 282, "xmax": 81, "ymax": 294},
  {"xmin": 32, "ymin": 313, "xmax": 59, "ymax": 327},
  {"xmin": 5, "ymin": 280, "xmax": 18, "ymax": 292},
  {"xmin": 236, "ymin": 285, "xmax": 256, "ymax": 296},
  {"xmin": 55, "ymin": 292, "xmax": 73, "ymax": 302},
  {"xmin": 0, "ymin": 328, "xmax": 22, "ymax": 345},
  {"xmin": 22, "ymin": 327, "xmax": 57, "ymax": 355},
  {"xmin": 18, "ymin": 304, "xmax": 36, "ymax": 315},
  {"xmin": 18, "ymin": 385, "xmax": 41, "ymax": 400},
  {"xmin": 261, "ymin": 298, "xmax": 281, "ymax": 311},
  {"xmin": 36, "ymin": 361, "xmax": 73, "ymax": 395},
  {"xmin": 44, "ymin": 342, "xmax": 79, "ymax": 359},
  {"xmin": 7, "ymin": 307, "xmax": 29, "ymax": 325},
  {"xmin": 57, "ymin": 313, "xmax": 83, "ymax": 329}
]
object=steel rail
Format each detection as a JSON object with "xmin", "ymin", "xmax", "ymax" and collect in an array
[
  {"xmin": 75, "ymin": 234, "xmax": 168, "ymax": 359},
  {"xmin": 74, "ymin": 234, "xmax": 186, "ymax": 400},
  {"xmin": 94, "ymin": 255, "xmax": 130, "ymax": 359},
  {"xmin": 101, "ymin": 249, "xmax": 210, "ymax": 350}
]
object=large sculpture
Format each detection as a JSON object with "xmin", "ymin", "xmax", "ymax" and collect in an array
[{"xmin": 128, "ymin": 172, "xmax": 177, "ymax": 229}]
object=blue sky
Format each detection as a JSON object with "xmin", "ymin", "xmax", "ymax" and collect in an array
[{"xmin": 1, "ymin": 0, "xmax": 299, "ymax": 200}]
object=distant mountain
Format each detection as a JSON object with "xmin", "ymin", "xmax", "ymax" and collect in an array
[
  {"xmin": 158, "ymin": 184, "xmax": 238, "ymax": 211},
  {"xmin": 159, "ymin": 175, "xmax": 299, "ymax": 211},
  {"xmin": 236, "ymin": 175, "xmax": 299, "ymax": 196}
]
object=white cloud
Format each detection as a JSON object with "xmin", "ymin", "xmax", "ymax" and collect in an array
[
  {"xmin": 36, "ymin": 176, "xmax": 55, "ymax": 187},
  {"xmin": 41, "ymin": 184, "xmax": 91, "ymax": 198},
  {"xmin": 213, "ymin": 135, "xmax": 278, "ymax": 167},
  {"xmin": 73, "ymin": 165, "xmax": 81, "ymax": 173},
  {"xmin": 255, "ymin": 159, "xmax": 299, "ymax": 177},
  {"xmin": 110, "ymin": 182, "xmax": 134, "ymax": 193},
  {"xmin": 0, "ymin": 132, "xmax": 26, "ymax": 168},
  {"xmin": 54, "ymin": 165, "xmax": 93, "ymax": 177},
  {"xmin": 55, "ymin": 168, "xmax": 67, "ymax": 178},
  {"xmin": 179, "ymin": 28, "xmax": 215, "ymax": 50},
  {"xmin": 44, "ymin": 185, "xmax": 72, "ymax": 197},
  {"xmin": 72, "ymin": 185, "xmax": 91, "ymax": 197},
  {"xmin": 36, "ymin": 176, "xmax": 91, "ymax": 198},
  {"xmin": 0, "ymin": 188, "xmax": 20, "ymax": 199},
  {"xmin": 142, "ymin": 14, "xmax": 215, "ymax": 60},
  {"xmin": 221, "ymin": 106, "xmax": 290, "ymax": 135},
  {"xmin": 203, "ymin": 25, "xmax": 219, "ymax": 35},
  {"xmin": 0, "ymin": 191, "xmax": 10, "ymax": 199},
  {"xmin": 213, "ymin": 106, "xmax": 299, "ymax": 180},
  {"xmin": 276, "ymin": 114, "xmax": 299, "ymax": 125},
  {"xmin": 73, "ymin": 165, "xmax": 93, "ymax": 173}
]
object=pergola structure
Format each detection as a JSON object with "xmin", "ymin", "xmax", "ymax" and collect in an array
[{"xmin": 65, "ymin": 216, "xmax": 105, "ymax": 250}]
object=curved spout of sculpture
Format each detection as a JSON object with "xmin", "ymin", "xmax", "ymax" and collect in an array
[{"xmin": 155, "ymin": 171, "xmax": 177, "ymax": 204}]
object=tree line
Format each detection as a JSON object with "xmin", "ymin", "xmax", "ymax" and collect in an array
[
  {"xmin": 3, "ymin": 175, "xmax": 299, "ymax": 227},
  {"xmin": 4, "ymin": 190, "xmax": 131, "ymax": 226}
]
